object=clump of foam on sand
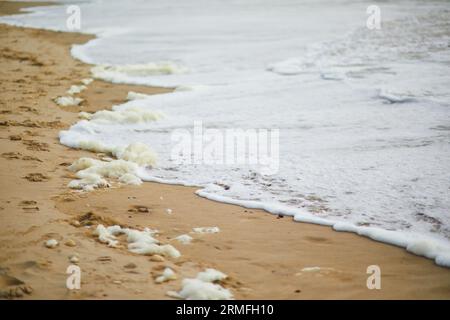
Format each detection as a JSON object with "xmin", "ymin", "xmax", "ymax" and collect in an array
[
  {"xmin": 78, "ymin": 111, "xmax": 92, "ymax": 119},
  {"xmin": 79, "ymin": 107, "xmax": 163, "ymax": 125},
  {"xmin": 91, "ymin": 62, "xmax": 188, "ymax": 82},
  {"xmin": 95, "ymin": 224, "xmax": 121, "ymax": 247},
  {"xmin": 126, "ymin": 91, "xmax": 151, "ymax": 101},
  {"xmin": 167, "ymin": 268, "xmax": 232, "ymax": 300},
  {"xmin": 58, "ymin": 88, "xmax": 160, "ymax": 190},
  {"xmin": 54, "ymin": 79, "xmax": 93, "ymax": 106},
  {"xmin": 45, "ymin": 239, "xmax": 58, "ymax": 248},
  {"xmin": 113, "ymin": 142, "xmax": 157, "ymax": 166},
  {"xmin": 155, "ymin": 267, "xmax": 177, "ymax": 283},
  {"xmin": 81, "ymin": 78, "xmax": 93, "ymax": 85},
  {"xmin": 94, "ymin": 224, "xmax": 180, "ymax": 258},
  {"xmin": 174, "ymin": 234, "xmax": 193, "ymax": 244},
  {"xmin": 68, "ymin": 157, "xmax": 141, "ymax": 191},
  {"xmin": 118, "ymin": 173, "xmax": 142, "ymax": 185},
  {"xmin": 196, "ymin": 268, "xmax": 228, "ymax": 282},
  {"xmin": 192, "ymin": 227, "xmax": 220, "ymax": 234},
  {"xmin": 66, "ymin": 143, "xmax": 156, "ymax": 191},
  {"xmin": 67, "ymin": 84, "xmax": 87, "ymax": 95},
  {"xmin": 54, "ymin": 96, "xmax": 83, "ymax": 107},
  {"xmin": 61, "ymin": 113, "xmax": 160, "ymax": 156}
]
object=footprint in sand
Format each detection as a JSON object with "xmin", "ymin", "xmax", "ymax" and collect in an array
[
  {"xmin": 1, "ymin": 152, "xmax": 21, "ymax": 160},
  {"xmin": 22, "ymin": 130, "xmax": 40, "ymax": 137},
  {"xmin": 22, "ymin": 140, "xmax": 49, "ymax": 152},
  {"xmin": 8, "ymin": 134, "xmax": 22, "ymax": 141},
  {"xmin": 22, "ymin": 155, "xmax": 42, "ymax": 162},
  {"xmin": 128, "ymin": 205, "xmax": 151, "ymax": 214},
  {"xmin": 1, "ymin": 120, "xmax": 63, "ymax": 130},
  {"xmin": 0, "ymin": 272, "xmax": 33, "ymax": 299},
  {"xmin": 304, "ymin": 236, "xmax": 333, "ymax": 244},
  {"xmin": 23, "ymin": 173, "xmax": 50, "ymax": 182},
  {"xmin": 75, "ymin": 211, "xmax": 119, "ymax": 227},
  {"xmin": 18, "ymin": 106, "xmax": 39, "ymax": 115},
  {"xmin": 11, "ymin": 120, "xmax": 41, "ymax": 128},
  {"xmin": 19, "ymin": 200, "xmax": 39, "ymax": 212},
  {"xmin": 1, "ymin": 152, "xmax": 42, "ymax": 162}
]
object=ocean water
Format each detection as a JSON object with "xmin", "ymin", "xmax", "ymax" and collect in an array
[{"xmin": 3, "ymin": 0, "xmax": 450, "ymax": 265}]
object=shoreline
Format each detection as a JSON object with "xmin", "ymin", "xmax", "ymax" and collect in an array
[{"xmin": 0, "ymin": 0, "xmax": 450, "ymax": 299}]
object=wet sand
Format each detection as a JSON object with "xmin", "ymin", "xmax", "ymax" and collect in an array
[{"xmin": 0, "ymin": 0, "xmax": 449, "ymax": 299}]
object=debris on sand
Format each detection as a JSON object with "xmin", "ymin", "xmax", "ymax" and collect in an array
[{"xmin": 44, "ymin": 239, "xmax": 58, "ymax": 248}]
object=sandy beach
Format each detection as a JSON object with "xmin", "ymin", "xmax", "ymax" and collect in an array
[{"xmin": 0, "ymin": 0, "xmax": 450, "ymax": 300}]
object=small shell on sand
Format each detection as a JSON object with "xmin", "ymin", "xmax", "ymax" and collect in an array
[
  {"xmin": 150, "ymin": 254, "xmax": 165, "ymax": 262},
  {"xmin": 70, "ymin": 220, "xmax": 81, "ymax": 227},
  {"xmin": 65, "ymin": 239, "xmax": 76, "ymax": 247},
  {"xmin": 69, "ymin": 255, "xmax": 79, "ymax": 264},
  {"xmin": 124, "ymin": 262, "xmax": 137, "ymax": 269},
  {"xmin": 45, "ymin": 239, "xmax": 58, "ymax": 248},
  {"xmin": 22, "ymin": 286, "xmax": 33, "ymax": 294}
]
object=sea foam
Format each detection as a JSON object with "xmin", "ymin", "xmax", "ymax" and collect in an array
[
  {"xmin": 94, "ymin": 224, "xmax": 181, "ymax": 258},
  {"xmin": 91, "ymin": 63, "xmax": 188, "ymax": 85},
  {"xmin": 169, "ymin": 269, "xmax": 232, "ymax": 300}
]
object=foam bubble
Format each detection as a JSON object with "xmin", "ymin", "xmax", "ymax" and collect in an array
[
  {"xmin": 174, "ymin": 234, "xmax": 193, "ymax": 244},
  {"xmin": 113, "ymin": 142, "xmax": 157, "ymax": 167},
  {"xmin": 85, "ymin": 107, "xmax": 163, "ymax": 125},
  {"xmin": 94, "ymin": 224, "xmax": 181, "ymax": 258},
  {"xmin": 67, "ymin": 84, "xmax": 87, "ymax": 95},
  {"xmin": 91, "ymin": 63, "xmax": 188, "ymax": 83},
  {"xmin": 54, "ymin": 96, "xmax": 83, "ymax": 107},
  {"xmin": 155, "ymin": 267, "xmax": 177, "ymax": 283},
  {"xmin": 45, "ymin": 239, "xmax": 59, "ymax": 248},
  {"xmin": 173, "ymin": 269, "xmax": 232, "ymax": 300},
  {"xmin": 196, "ymin": 268, "xmax": 227, "ymax": 282},
  {"xmin": 126, "ymin": 91, "xmax": 151, "ymax": 100},
  {"xmin": 118, "ymin": 173, "xmax": 143, "ymax": 185},
  {"xmin": 192, "ymin": 227, "xmax": 220, "ymax": 234},
  {"xmin": 68, "ymin": 157, "xmax": 141, "ymax": 191},
  {"xmin": 81, "ymin": 78, "xmax": 94, "ymax": 85}
]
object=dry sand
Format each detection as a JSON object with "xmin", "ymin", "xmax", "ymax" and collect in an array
[{"xmin": 0, "ymin": 0, "xmax": 449, "ymax": 300}]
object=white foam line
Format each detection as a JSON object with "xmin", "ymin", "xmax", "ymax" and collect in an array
[
  {"xmin": 136, "ymin": 168, "xmax": 203, "ymax": 187},
  {"xmin": 194, "ymin": 189, "xmax": 450, "ymax": 268},
  {"xmin": 137, "ymin": 169, "xmax": 450, "ymax": 268}
]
